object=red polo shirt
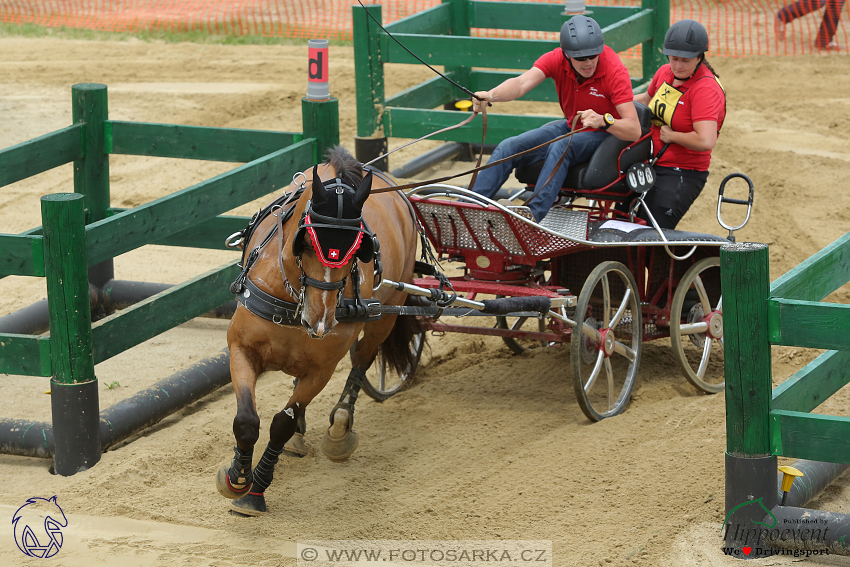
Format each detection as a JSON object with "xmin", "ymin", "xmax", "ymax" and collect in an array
[
  {"xmin": 646, "ymin": 63, "xmax": 726, "ymax": 171},
  {"xmin": 533, "ymin": 45, "xmax": 634, "ymax": 130}
]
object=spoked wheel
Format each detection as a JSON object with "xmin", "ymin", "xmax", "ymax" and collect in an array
[
  {"xmin": 496, "ymin": 295, "xmax": 548, "ymax": 354},
  {"xmin": 571, "ymin": 261, "xmax": 642, "ymax": 422},
  {"xmin": 670, "ymin": 256, "xmax": 724, "ymax": 394},
  {"xmin": 354, "ymin": 331, "xmax": 426, "ymax": 402}
]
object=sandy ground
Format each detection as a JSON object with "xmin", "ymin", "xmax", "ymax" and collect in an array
[{"xmin": 1, "ymin": 37, "xmax": 850, "ymax": 567}]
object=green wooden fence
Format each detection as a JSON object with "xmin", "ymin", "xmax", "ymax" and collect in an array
[
  {"xmin": 0, "ymin": 82, "xmax": 337, "ymax": 473},
  {"xmin": 353, "ymin": 0, "xmax": 669, "ymax": 149},
  {"xmin": 723, "ymin": 233, "xmax": 850, "ymax": 465}
]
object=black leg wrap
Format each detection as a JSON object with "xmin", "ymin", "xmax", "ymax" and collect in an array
[
  {"xmin": 329, "ymin": 368, "xmax": 366, "ymax": 428},
  {"xmin": 228, "ymin": 445, "xmax": 254, "ymax": 487},
  {"xmin": 250, "ymin": 443, "xmax": 284, "ymax": 494}
]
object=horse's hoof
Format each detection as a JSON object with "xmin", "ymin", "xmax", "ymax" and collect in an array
[
  {"xmin": 230, "ymin": 492, "xmax": 267, "ymax": 516},
  {"xmin": 215, "ymin": 463, "xmax": 252, "ymax": 500},
  {"xmin": 284, "ymin": 432, "xmax": 309, "ymax": 457},
  {"xmin": 321, "ymin": 408, "xmax": 358, "ymax": 462}
]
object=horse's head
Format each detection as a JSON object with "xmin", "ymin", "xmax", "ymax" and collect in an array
[{"xmin": 290, "ymin": 163, "xmax": 374, "ymax": 338}]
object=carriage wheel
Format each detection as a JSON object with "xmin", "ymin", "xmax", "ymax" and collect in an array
[
  {"xmin": 670, "ymin": 257, "xmax": 724, "ymax": 394},
  {"xmin": 496, "ymin": 295, "xmax": 548, "ymax": 354},
  {"xmin": 571, "ymin": 261, "xmax": 642, "ymax": 422},
  {"xmin": 354, "ymin": 330, "xmax": 426, "ymax": 402}
]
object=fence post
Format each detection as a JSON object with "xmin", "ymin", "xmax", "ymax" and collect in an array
[
  {"xmin": 641, "ymin": 0, "xmax": 669, "ymax": 83},
  {"xmin": 72, "ymin": 83, "xmax": 113, "ymax": 287},
  {"xmin": 721, "ymin": 242, "xmax": 777, "ymax": 556},
  {"xmin": 443, "ymin": 0, "xmax": 471, "ymax": 101},
  {"xmin": 42, "ymin": 193, "xmax": 101, "ymax": 476},
  {"xmin": 353, "ymin": 3, "xmax": 388, "ymax": 169},
  {"xmin": 302, "ymin": 97, "xmax": 340, "ymax": 164}
]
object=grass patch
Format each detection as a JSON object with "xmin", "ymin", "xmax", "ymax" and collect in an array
[{"xmin": 0, "ymin": 21, "xmax": 354, "ymax": 46}]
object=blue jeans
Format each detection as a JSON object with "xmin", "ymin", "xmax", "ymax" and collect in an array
[{"xmin": 471, "ymin": 120, "xmax": 610, "ymax": 221}]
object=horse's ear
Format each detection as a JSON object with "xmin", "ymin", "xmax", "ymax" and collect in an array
[
  {"xmin": 311, "ymin": 164, "xmax": 328, "ymax": 206},
  {"xmin": 353, "ymin": 171, "xmax": 372, "ymax": 210}
]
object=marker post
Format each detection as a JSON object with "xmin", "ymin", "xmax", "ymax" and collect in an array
[{"xmin": 302, "ymin": 39, "xmax": 339, "ymax": 162}]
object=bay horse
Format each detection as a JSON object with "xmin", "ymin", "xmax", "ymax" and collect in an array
[{"xmin": 216, "ymin": 146, "xmax": 423, "ymax": 516}]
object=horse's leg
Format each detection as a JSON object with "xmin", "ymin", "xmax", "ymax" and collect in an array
[
  {"xmin": 321, "ymin": 367, "xmax": 365, "ymax": 462},
  {"xmin": 320, "ymin": 319, "xmax": 395, "ymax": 462},
  {"xmin": 215, "ymin": 346, "xmax": 261, "ymax": 499},
  {"xmin": 283, "ymin": 378, "xmax": 309, "ymax": 457},
  {"xmin": 231, "ymin": 376, "xmax": 325, "ymax": 516}
]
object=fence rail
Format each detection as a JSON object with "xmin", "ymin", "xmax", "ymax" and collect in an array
[{"xmin": 0, "ymin": 81, "xmax": 338, "ymax": 475}]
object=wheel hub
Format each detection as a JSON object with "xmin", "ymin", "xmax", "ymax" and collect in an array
[
  {"xmin": 600, "ymin": 328, "xmax": 616, "ymax": 358},
  {"xmin": 705, "ymin": 311, "xmax": 723, "ymax": 339}
]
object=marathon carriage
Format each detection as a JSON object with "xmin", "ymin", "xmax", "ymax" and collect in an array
[
  {"xmin": 358, "ymin": 101, "xmax": 754, "ymax": 422},
  {"xmin": 218, "ymin": 133, "xmax": 752, "ymax": 516}
]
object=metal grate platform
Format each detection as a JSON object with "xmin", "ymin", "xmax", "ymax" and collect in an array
[{"xmin": 539, "ymin": 207, "xmax": 590, "ymax": 241}]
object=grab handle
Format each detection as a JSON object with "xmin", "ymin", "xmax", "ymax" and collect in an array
[{"xmin": 716, "ymin": 173, "xmax": 754, "ymax": 242}]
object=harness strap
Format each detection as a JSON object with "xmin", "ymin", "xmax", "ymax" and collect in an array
[
  {"xmin": 237, "ymin": 278, "xmax": 302, "ymax": 326},
  {"xmin": 237, "ymin": 277, "xmax": 383, "ymax": 325}
]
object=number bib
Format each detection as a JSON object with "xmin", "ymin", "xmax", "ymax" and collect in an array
[
  {"xmin": 648, "ymin": 81, "xmax": 683, "ymax": 127},
  {"xmin": 648, "ymin": 76, "xmax": 725, "ymax": 130}
]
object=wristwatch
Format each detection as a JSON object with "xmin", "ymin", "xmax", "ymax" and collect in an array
[{"xmin": 600, "ymin": 113, "xmax": 615, "ymax": 131}]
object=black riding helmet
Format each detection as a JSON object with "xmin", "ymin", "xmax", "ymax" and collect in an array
[
  {"xmin": 663, "ymin": 19, "xmax": 709, "ymax": 58},
  {"xmin": 560, "ymin": 15, "xmax": 604, "ymax": 58}
]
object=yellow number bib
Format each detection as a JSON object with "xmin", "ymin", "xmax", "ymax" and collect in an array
[
  {"xmin": 648, "ymin": 77, "xmax": 725, "ymax": 129},
  {"xmin": 648, "ymin": 82, "xmax": 683, "ymax": 127}
]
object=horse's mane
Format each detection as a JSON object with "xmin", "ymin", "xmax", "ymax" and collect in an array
[{"xmin": 324, "ymin": 145, "xmax": 364, "ymax": 188}]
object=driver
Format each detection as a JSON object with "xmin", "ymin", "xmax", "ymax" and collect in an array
[
  {"xmin": 633, "ymin": 19, "xmax": 726, "ymax": 230},
  {"xmin": 470, "ymin": 15, "xmax": 641, "ymax": 222}
]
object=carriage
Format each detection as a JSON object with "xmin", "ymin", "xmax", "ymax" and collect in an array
[
  {"xmin": 219, "ymin": 129, "xmax": 753, "ymax": 515},
  {"xmin": 353, "ymin": 105, "xmax": 755, "ymax": 422}
]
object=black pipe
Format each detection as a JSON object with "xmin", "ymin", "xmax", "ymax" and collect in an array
[
  {"xmin": 98, "ymin": 279, "xmax": 237, "ymax": 319},
  {"xmin": 391, "ymin": 142, "xmax": 465, "ymax": 179},
  {"xmin": 0, "ymin": 283, "xmax": 100, "ymax": 334},
  {"xmin": 0, "ymin": 299, "xmax": 51, "ymax": 335},
  {"xmin": 778, "ymin": 460, "xmax": 850, "ymax": 508},
  {"xmin": 725, "ymin": 453, "xmax": 778, "ymax": 554},
  {"xmin": 458, "ymin": 143, "xmax": 498, "ymax": 161},
  {"xmin": 99, "ymin": 349, "xmax": 232, "ymax": 450},
  {"xmin": 0, "ymin": 279, "xmax": 235, "ymax": 337},
  {"xmin": 0, "ymin": 350, "xmax": 232, "ymax": 458},
  {"xmin": 0, "ymin": 418, "xmax": 54, "ymax": 458},
  {"xmin": 355, "ymin": 136, "xmax": 388, "ymax": 171}
]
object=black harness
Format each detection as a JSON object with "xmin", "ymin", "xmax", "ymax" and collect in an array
[{"xmin": 228, "ymin": 170, "xmax": 408, "ymax": 326}]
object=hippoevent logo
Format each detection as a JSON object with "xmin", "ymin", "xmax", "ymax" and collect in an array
[
  {"xmin": 12, "ymin": 496, "xmax": 68, "ymax": 558},
  {"xmin": 720, "ymin": 498, "xmax": 832, "ymax": 558}
]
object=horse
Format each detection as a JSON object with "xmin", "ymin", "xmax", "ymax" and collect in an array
[{"xmin": 216, "ymin": 146, "xmax": 424, "ymax": 516}]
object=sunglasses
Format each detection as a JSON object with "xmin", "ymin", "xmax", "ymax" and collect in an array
[{"xmin": 573, "ymin": 54, "xmax": 599, "ymax": 62}]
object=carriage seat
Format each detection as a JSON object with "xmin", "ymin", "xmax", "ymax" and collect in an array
[
  {"xmin": 587, "ymin": 219, "xmax": 729, "ymax": 244},
  {"xmin": 514, "ymin": 102, "xmax": 653, "ymax": 195}
]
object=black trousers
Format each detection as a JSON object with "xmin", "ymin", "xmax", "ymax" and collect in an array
[{"xmin": 636, "ymin": 166, "xmax": 709, "ymax": 230}]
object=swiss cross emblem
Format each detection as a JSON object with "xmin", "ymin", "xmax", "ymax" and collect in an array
[{"xmin": 329, "ymin": 249, "xmax": 340, "ymax": 259}]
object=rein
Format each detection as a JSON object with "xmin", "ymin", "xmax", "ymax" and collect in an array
[{"xmin": 369, "ymin": 117, "xmax": 588, "ymax": 195}]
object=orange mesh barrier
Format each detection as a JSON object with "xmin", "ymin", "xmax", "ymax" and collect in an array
[{"xmin": 0, "ymin": 0, "xmax": 847, "ymax": 55}]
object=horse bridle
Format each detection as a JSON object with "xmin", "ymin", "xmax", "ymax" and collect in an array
[{"xmin": 283, "ymin": 177, "xmax": 382, "ymax": 318}]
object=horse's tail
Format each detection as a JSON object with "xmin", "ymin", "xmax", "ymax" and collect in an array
[{"xmin": 380, "ymin": 296, "xmax": 427, "ymax": 378}]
